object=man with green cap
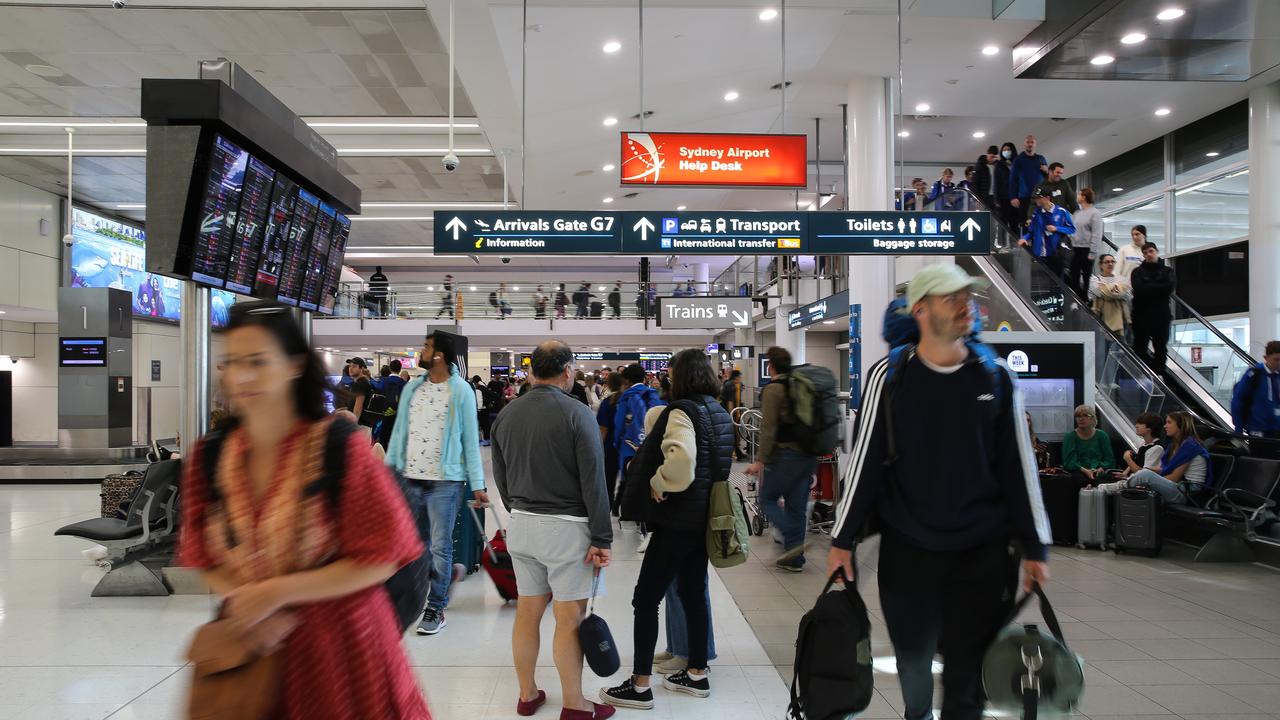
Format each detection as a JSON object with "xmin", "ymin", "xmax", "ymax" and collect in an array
[{"xmin": 827, "ymin": 263, "xmax": 1052, "ymax": 720}]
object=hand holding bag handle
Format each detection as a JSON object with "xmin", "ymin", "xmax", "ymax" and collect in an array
[{"xmin": 999, "ymin": 582, "xmax": 1073, "ymax": 720}]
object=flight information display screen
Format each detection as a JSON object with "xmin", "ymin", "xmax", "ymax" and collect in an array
[
  {"xmin": 59, "ymin": 338, "xmax": 107, "ymax": 367},
  {"xmin": 317, "ymin": 214, "xmax": 352, "ymax": 315},
  {"xmin": 252, "ymin": 175, "xmax": 297, "ymax": 300},
  {"xmin": 298, "ymin": 203, "xmax": 336, "ymax": 311},
  {"xmin": 275, "ymin": 188, "xmax": 320, "ymax": 306},
  {"xmin": 223, "ymin": 155, "xmax": 277, "ymax": 295},
  {"xmin": 188, "ymin": 134, "xmax": 250, "ymax": 288}
]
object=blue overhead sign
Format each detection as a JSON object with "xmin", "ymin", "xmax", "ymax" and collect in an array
[
  {"xmin": 433, "ymin": 211, "xmax": 622, "ymax": 254},
  {"xmin": 787, "ymin": 291, "xmax": 850, "ymax": 330},
  {"xmin": 808, "ymin": 211, "xmax": 991, "ymax": 254},
  {"xmin": 621, "ymin": 212, "xmax": 805, "ymax": 255}
]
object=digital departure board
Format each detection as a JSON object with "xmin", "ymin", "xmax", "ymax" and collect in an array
[
  {"xmin": 275, "ymin": 187, "xmax": 319, "ymax": 306},
  {"xmin": 317, "ymin": 214, "xmax": 351, "ymax": 315},
  {"xmin": 299, "ymin": 203, "xmax": 336, "ymax": 311},
  {"xmin": 187, "ymin": 134, "xmax": 249, "ymax": 287},
  {"xmin": 59, "ymin": 338, "xmax": 107, "ymax": 367},
  {"xmin": 252, "ymin": 175, "xmax": 297, "ymax": 300},
  {"xmin": 224, "ymin": 155, "xmax": 276, "ymax": 295}
]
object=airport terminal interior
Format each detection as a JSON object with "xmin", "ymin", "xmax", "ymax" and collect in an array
[{"xmin": 3, "ymin": 0, "xmax": 1280, "ymax": 718}]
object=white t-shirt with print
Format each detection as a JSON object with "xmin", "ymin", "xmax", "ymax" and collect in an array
[{"xmin": 403, "ymin": 379, "xmax": 451, "ymax": 482}]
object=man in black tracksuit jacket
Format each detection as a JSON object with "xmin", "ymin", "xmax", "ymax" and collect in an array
[
  {"xmin": 1130, "ymin": 241, "xmax": 1177, "ymax": 374},
  {"xmin": 827, "ymin": 264, "xmax": 1052, "ymax": 720}
]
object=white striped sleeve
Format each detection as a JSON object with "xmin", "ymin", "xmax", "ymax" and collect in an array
[
  {"xmin": 832, "ymin": 359, "xmax": 890, "ymax": 546},
  {"xmin": 1003, "ymin": 364, "xmax": 1054, "ymax": 548}
]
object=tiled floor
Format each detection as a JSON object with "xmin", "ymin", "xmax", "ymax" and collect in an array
[{"xmin": 4, "ymin": 477, "xmax": 1280, "ymax": 719}]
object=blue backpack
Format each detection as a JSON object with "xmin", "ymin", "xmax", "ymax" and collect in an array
[
  {"xmin": 617, "ymin": 385, "xmax": 665, "ymax": 457},
  {"xmin": 880, "ymin": 297, "xmax": 1007, "ymax": 464}
]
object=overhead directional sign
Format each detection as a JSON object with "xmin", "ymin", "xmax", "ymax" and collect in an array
[
  {"xmin": 808, "ymin": 211, "xmax": 991, "ymax": 254},
  {"xmin": 431, "ymin": 210, "xmax": 991, "ymax": 256},
  {"xmin": 787, "ymin": 290, "xmax": 851, "ymax": 330},
  {"xmin": 433, "ymin": 211, "xmax": 622, "ymax": 254},
  {"xmin": 622, "ymin": 212, "xmax": 805, "ymax": 255},
  {"xmin": 658, "ymin": 296, "xmax": 754, "ymax": 329}
]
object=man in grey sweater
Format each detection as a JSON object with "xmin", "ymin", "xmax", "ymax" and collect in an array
[{"xmin": 491, "ymin": 339, "xmax": 615, "ymax": 720}]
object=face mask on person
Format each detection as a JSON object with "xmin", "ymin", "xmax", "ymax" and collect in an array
[{"xmin": 1002, "ymin": 150, "xmax": 1013, "ymax": 160}]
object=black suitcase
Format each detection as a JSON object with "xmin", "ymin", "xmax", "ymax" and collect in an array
[
  {"xmin": 590, "ymin": 301, "xmax": 604, "ymax": 318},
  {"xmin": 1114, "ymin": 488, "xmax": 1162, "ymax": 557},
  {"xmin": 1037, "ymin": 471, "xmax": 1085, "ymax": 545},
  {"xmin": 452, "ymin": 498, "xmax": 484, "ymax": 574}
]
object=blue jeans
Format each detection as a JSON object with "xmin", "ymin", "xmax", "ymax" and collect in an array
[
  {"xmin": 664, "ymin": 574, "xmax": 716, "ymax": 661},
  {"xmin": 1128, "ymin": 469, "xmax": 1188, "ymax": 505},
  {"xmin": 761, "ymin": 450, "xmax": 818, "ymax": 553},
  {"xmin": 408, "ymin": 479, "xmax": 468, "ymax": 610}
]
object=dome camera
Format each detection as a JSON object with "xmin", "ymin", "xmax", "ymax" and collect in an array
[
  {"xmin": 500, "ymin": 257, "xmax": 512, "ymax": 264},
  {"xmin": 443, "ymin": 152, "xmax": 459, "ymax": 172},
  {"xmin": 111, "ymin": 0, "xmax": 127, "ymax": 8}
]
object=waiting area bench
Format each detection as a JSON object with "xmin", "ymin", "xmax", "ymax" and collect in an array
[{"xmin": 1163, "ymin": 454, "xmax": 1280, "ymax": 562}]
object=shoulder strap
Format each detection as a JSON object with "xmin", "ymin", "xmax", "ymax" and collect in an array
[
  {"xmin": 303, "ymin": 417, "xmax": 358, "ymax": 507},
  {"xmin": 881, "ymin": 346, "xmax": 914, "ymax": 467}
]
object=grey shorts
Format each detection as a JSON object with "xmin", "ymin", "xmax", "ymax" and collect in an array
[{"xmin": 507, "ymin": 512, "xmax": 595, "ymax": 601}]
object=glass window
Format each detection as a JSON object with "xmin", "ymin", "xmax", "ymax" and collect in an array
[
  {"xmin": 1173, "ymin": 169, "xmax": 1249, "ymax": 252},
  {"xmin": 1174, "ymin": 101, "xmax": 1247, "ymax": 181},
  {"xmin": 1103, "ymin": 196, "xmax": 1165, "ymax": 250},
  {"xmin": 1091, "ymin": 138, "xmax": 1163, "ymax": 209}
]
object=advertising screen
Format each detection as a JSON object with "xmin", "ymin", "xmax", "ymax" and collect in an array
[
  {"xmin": 317, "ymin": 213, "xmax": 351, "ymax": 315},
  {"xmin": 276, "ymin": 187, "xmax": 319, "ymax": 306},
  {"xmin": 211, "ymin": 288, "xmax": 238, "ymax": 329},
  {"xmin": 69, "ymin": 207, "xmax": 182, "ymax": 322},
  {"xmin": 224, "ymin": 154, "xmax": 277, "ymax": 295},
  {"xmin": 252, "ymin": 175, "xmax": 297, "ymax": 299},
  {"xmin": 188, "ymin": 134, "xmax": 250, "ymax": 287},
  {"xmin": 298, "ymin": 203, "xmax": 336, "ymax": 311},
  {"xmin": 59, "ymin": 338, "xmax": 107, "ymax": 367}
]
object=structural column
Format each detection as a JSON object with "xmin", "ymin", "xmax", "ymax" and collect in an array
[
  {"xmin": 775, "ymin": 305, "xmax": 805, "ymax": 366},
  {"xmin": 1249, "ymin": 80, "xmax": 1280, "ymax": 353},
  {"xmin": 180, "ymin": 283, "xmax": 210, "ymax": 449},
  {"xmin": 846, "ymin": 76, "xmax": 895, "ymax": 374},
  {"xmin": 694, "ymin": 262, "xmax": 710, "ymax": 294}
]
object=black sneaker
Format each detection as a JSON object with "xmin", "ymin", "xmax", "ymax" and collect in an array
[
  {"xmin": 662, "ymin": 670, "xmax": 710, "ymax": 698},
  {"xmin": 416, "ymin": 607, "xmax": 447, "ymax": 635},
  {"xmin": 599, "ymin": 679, "xmax": 654, "ymax": 709}
]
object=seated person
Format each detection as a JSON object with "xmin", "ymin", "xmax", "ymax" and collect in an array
[
  {"xmin": 1100, "ymin": 411, "xmax": 1210, "ymax": 504},
  {"xmin": 1063, "ymin": 404, "xmax": 1114, "ymax": 481},
  {"xmin": 1025, "ymin": 411, "xmax": 1052, "ymax": 470},
  {"xmin": 1122, "ymin": 412, "xmax": 1165, "ymax": 478}
]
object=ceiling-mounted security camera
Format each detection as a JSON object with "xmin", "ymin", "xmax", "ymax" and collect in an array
[
  {"xmin": 443, "ymin": 152, "xmax": 459, "ymax": 173},
  {"xmin": 111, "ymin": 0, "xmax": 127, "ymax": 8}
]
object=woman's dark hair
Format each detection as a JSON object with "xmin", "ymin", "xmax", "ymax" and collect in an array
[
  {"xmin": 1135, "ymin": 412, "xmax": 1162, "ymax": 436},
  {"xmin": 1079, "ymin": 187, "xmax": 1095, "ymax": 204},
  {"xmin": 669, "ymin": 348, "xmax": 720, "ymax": 400},
  {"xmin": 607, "ymin": 372, "xmax": 624, "ymax": 393},
  {"xmin": 1166, "ymin": 411, "xmax": 1199, "ymax": 445},
  {"xmin": 766, "ymin": 346, "xmax": 792, "ymax": 374},
  {"xmin": 1000, "ymin": 141, "xmax": 1017, "ymax": 159},
  {"xmin": 1131, "ymin": 224, "xmax": 1148, "ymax": 240},
  {"xmin": 223, "ymin": 300, "xmax": 329, "ymax": 421},
  {"xmin": 380, "ymin": 365, "xmax": 391, "ymax": 378}
]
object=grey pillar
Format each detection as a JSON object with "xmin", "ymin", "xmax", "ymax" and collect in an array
[
  {"xmin": 58, "ymin": 288, "xmax": 133, "ymax": 447},
  {"xmin": 181, "ymin": 283, "xmax": 210, "ymax": 449}
]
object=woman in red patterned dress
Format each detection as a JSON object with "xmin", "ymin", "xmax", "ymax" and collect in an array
[{"xmin": 178, "ymin": 301, "xmax": 430, "ymax": 719}]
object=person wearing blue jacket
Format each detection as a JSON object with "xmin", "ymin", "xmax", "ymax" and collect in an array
[
  {"xmin": 1019, "ymin": 188, "xmax": 1075, "ymax": 278},
  {"xmin": 1009, "ymin": 134, "xmax": 1049, "ymax": 225},
  {"xmin": 1231, "ymin": 342, "xmax": 1280, "ymax": 437},
  {"xmin": 386, "ymin": 330, "xmax": 486, "ymax": 637}
]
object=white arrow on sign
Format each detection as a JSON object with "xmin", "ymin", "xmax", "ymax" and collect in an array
[
  {"xmin": 445, "ymin": 216, "xmax": 467, "ymax": 240},
  {"xmin": 960, "ymin": 217, "xmax": 981, "ymax": 242},
  {"xmin": 731, "ymin": 310, "xmax": 750, "ymax": 327},
  {"xmin": 633, "ymin": 216, "xmax": 656, "ymax": 241}
]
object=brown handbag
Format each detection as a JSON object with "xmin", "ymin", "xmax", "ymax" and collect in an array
[{"xmin": 185, "ymin": 617, "xmax": 282, "ymax": 720}]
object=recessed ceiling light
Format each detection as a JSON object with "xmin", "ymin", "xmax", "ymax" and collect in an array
[
  {"xmin": 592, "ymin": 347, "xmax": 601, "ymax": 351},
  {"xmin": 637, "ymin": 347, "xmax": 646, "ymax": 351},
  {"xmin": 822, "ymin": 320, "xmax": 837, "ymax": 325},
  {"xmin": 602, "ymin": 197, "xmax": 614, "ymax": 203},
  {"xmin": 1156, "ymin": 7, "xmax": 1185, "ymax": 21},
  {"xmin": 23, "ymin": 63, "xmax": 64, "ymax": 78},
  {"xmin": 470, "ymin": 286, "xmax": 477, "ymax": 291},
  {"xmin": 0, "ymin": 310, "xmax": 6, "ymax": 315},
  {"xmin": 602, "ymin": 163, "xmax": 616, "ymax": 172},
  {"xmin": 602, "ymin": 40, "xmax": 622, "ymax": 54},
  {"xmin": 427, "ymin": 286, "xmax": 435, "ymax": 291},
  {"xmin": 1111, "ymin": 187, "xmax": 1124, "ymax": 192},
  {"xmin": 597, "ymin": 286, "xmax": 606, "ymax": 291},
  {"xmin": 981, "ymin": 45, "xmax": 1000, "ymax": 56},
  {"xmin": 723, "ymin": 90, "xmax": 740, "ymax": 102},
  {"xmin": 1073, "ymin": 148, "xmax": 1087, "ymax": 156},
  {"xmin": 897, "ymin": 130, "xmax": 910, "ymax": 138},
  {"xmin": 603, "ymin": 117, "xmax": 618, "ymax": 127},
  {"xmin": 676, "ymin": 205, "xmax": 687, "ymax": 211},
  {"xmin": 513, "ymin": 286, "xmax": 520, "ymax": 291},
  {"xmin": 972, "ymin": 131, "xmax": 986, "ymax": 139},
  {"xmin": 1121, "ymin": 32, "xmax": 1147, "ymax": 44},
  {"xmin": 1154, "ymin": 107, "xmax": 1171, "ymax": 116},
  {"xmin": 360, "ymin": 347, "xmax": 369, "ymax": 351},
  {"xmin": 1205, "ymin": 151, "xmax": 1220, "ymax": 157},
  {"xmin": 914, "ymin": 102, "xmax": 930, "ymax": 112},
  {"xmin": 759, "ymin": 8, "xmax": 778, "ymax": 21},
  {"xmin": 1090, "ymin": 54, "xmax": 1115, "ymax": 66}
]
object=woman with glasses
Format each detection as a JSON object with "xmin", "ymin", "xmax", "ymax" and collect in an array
[
  {"xmin": 1063, "ymin": 404, "xmax": 1114, "ymax": 482},
  {"xmin": 1089, "ymin": 253, "xmax": 1132, "ymax": 337},
  {"xmin": 178, "ymin": 301, "xmax": 430, "ymax": 719}
]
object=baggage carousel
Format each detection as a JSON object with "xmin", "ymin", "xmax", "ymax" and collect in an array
[{"xmin": 0, "ymin": 446, "xmax": 150, "ymax": 481}]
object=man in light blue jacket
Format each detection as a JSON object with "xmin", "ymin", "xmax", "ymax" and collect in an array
[{"xmin": 386, "ymin": 330, "xmax": 487, "ymax": 636}]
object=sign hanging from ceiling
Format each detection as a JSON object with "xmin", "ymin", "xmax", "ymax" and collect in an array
[
  {"xmin": 433, "ymin": 211, "xmax": 621, "ymax": 254},
  {"xmin": 620, "ymin": 132, "xmax": 807, "ymax": 188},
  {"xmin": 808, "ymin": 211, "xmax": 990, "ymax": 254},
  {"xmin": 622, "ymin": 212, "xmax": 805, "ymax": 255},
  {"xmin": 658, "ymin": 296, "xmax": 754, "ymax": 329},
  {"xmin": 788, "ymin": 290, "xmax": 851, "ymax": 330}
]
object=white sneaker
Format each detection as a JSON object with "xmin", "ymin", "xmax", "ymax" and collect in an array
[
  {"xmin": 637, "ymin": 533, "xmax": 651, "ymax": 554},
  {"xmin": 770, "ymin": 527, "xmax": 784, "ymax": 545},
  {"xmin": 656, "ymin": 655, "xmax": 688, "ymax": 675}
]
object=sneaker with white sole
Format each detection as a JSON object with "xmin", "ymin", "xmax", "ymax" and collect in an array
[
  {"xmin": 655, "ymin": 655, "xmax": 688, "ymax": 675},
  {"xmin": 599, "ymin": 679, "xmax": 654, "ymax": 709},
  {"xmin": 637, "ymin": 533, "xmax": 651, "ymax": 554},
  {"xmin": 662, "ymin": 670, "xmax": 710, "ymax": 698},
  {"xmin": 416, "ymin": 607, "xmax": 447, "ymax": 635}
]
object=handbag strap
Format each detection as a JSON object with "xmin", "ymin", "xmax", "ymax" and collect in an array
[
  {"xmin": 587, "ymin": 566, "xmax": 602, "ymax": 616},
  {"xmin": 1002, "ymin": 582, "xmax": 1068, "ymax": 649}
]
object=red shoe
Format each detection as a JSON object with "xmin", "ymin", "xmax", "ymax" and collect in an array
[
  {"xmin": 517, "ymin": 690, "xmax": 546, "ymax": 716},
  {"xmin": 559, "ymin": 702, "xmax": 615, "ymax": 720}
]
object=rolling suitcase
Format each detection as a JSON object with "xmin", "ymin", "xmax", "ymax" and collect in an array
[
  {"xmin": 101, "ymin": 471, "xmax": 145, "ymax": 518},
  {"xmin": 1038, "ymin": 471, "xmax": 1085, "ymax": 545},
  {"xmin": 1077, "ymin": 487, "xmax": 1110, "ymax": 550},
  {"xmin": 452, "ymin": 497, "xmax": 484, "ymax": 574},
  {"xmin": 470, "ymin": 505, "xmax": 518, "ymax": 601},
  {"xmin": 1114, "ymin": 488, "xmax": 1162, "ymax": 557},
  {"xmin": 590, "ymin": 301, "xmax": 604, "ymax": 318}
]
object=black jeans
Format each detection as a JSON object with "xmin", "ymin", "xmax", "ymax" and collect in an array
[
  {"xmin": 478, "ymin": 410, "xmax": 491, "ymax": 441},
  {"xmin": 878, "ymin": 533, "xmax": 1017, "ymax": 720},
  {"xmin": 1068, "ymin": 247, "xmax": 1094, "ymax": 300},
  {"xmin": 632, "ymin": 526, "xmax": 710, "ymax": 675},
  {"xmin": 1133, "ymin": 316, "xmax": 1171, "ymax": 373}
]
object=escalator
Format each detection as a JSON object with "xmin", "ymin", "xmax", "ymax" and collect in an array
[{"xmin": 939, "ymin": 190, "xmax": 1252, "ymax": 447}]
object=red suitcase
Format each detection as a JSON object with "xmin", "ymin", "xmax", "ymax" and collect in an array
[{"xmin": 470, "ymin": 504, "xmax": 518, "ymax": 601}]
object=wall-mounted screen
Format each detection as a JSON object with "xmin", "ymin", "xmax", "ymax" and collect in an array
[
  {"xmin": 223, "ymin": 154, "xmax": 277, "ymax": 295},
  {"xmin": 59, "ymin": 338, "xmax": 107, "ymax": 367},
  {"xmin": 69, "ymin": 207, "xmax": 182, "ymax": 323}
]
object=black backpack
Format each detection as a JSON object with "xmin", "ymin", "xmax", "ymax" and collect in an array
[
  {"xmin": 788, "ymin": 568, "xmax": 873, "ymax": 720},
  {"xmin": 776, "ymin": 364, "xmax": 842, "ymax": 457},
  {"xmin": 201, "ymin": 418, "xmax": 429, "ymax": 634}
]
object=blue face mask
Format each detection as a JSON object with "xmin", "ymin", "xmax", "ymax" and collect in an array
[{"xmin": 1001, "ymin": 150, "xmax": 1013, "ymax": 160}]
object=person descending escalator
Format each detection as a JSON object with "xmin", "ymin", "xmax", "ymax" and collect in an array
[{"xmin": 1129, "ymin": 242, "xmax": 1177, "ymax": 375}]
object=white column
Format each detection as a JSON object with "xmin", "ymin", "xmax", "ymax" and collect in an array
[
  {"xmin": 1249, "ymin": 80, "xmax": 1280, "ymax": 354},
  {"xmin": 694, "ymin": 263, "xmax": 710, "ymax": 294},
  {"xmin": 775, "ymin": 305, "xmax": 805, "ymax": 366},
  {"xmin": 846, "ymin": 76, "xmax": 895, "ymax": 372}
]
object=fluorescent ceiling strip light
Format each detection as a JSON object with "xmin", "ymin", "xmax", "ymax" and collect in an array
[
  {"xmin": 343, "ymin": 246, "xmax": 432, "ymax": 251},
  {"xmin": 0, "ymin": 147, "xmax": 144, "ymax": 154},
  {"xmin": 335, "ymin": 147, "xmax": 492, "ymax": 155},
  {"xmin": 112, "ymin": 203, "xmax": 146, "ymax": 209},
  {"xmin": 361, "ymin": 202, "xmax": 515, "ymax": 209},
  {"xmin": 307, "ymin": 121, "xmax": 480, "ymax": 129},
  {"xmin": 348, "ymin": 216, "xmax": 436, "ymax": 222},
  {"xmin": 1175, "ymin": 181, "xmax": 1214, "ymax": 196},
  {"xmin": 0, "ymin": 121, "xmax": 145, "ymax": 128}
]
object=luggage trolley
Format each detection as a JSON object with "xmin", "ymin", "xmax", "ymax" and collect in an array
[
  {"xmin": 730, "ymin": 407, "xmax": 769, "ymax": 536},
  {"xmin": 809, "ymin": 452, "xmax": 841, "ymax": 535}
]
